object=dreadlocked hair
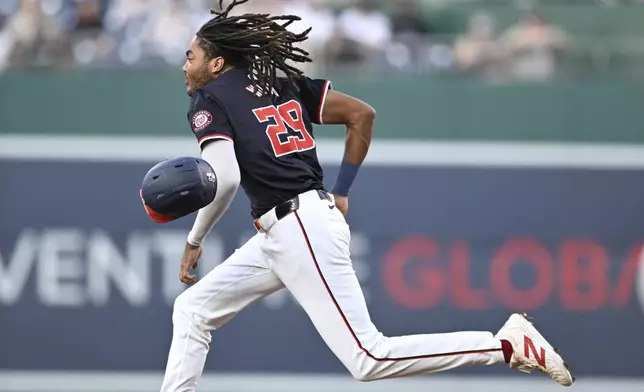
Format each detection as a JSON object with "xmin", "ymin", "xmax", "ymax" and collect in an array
[{"xmin": 197, "ymin": 0, "xmax": 313, "ymax": 98}]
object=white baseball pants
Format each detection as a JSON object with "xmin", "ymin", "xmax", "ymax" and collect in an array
[{"xmin": 160, "ymin": 190, "xmax": 505, "ymax": 392}]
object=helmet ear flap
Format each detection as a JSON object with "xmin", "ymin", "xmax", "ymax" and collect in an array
[
  {"xmin": 140, "ymin": 157, "xmax": 217, "ymax": 223},
  {"xmin": 140, "ymin": 189, "xmax": 175, "ymax": 223}
]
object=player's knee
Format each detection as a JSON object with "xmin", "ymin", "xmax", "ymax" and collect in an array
[
  {"xmin": 172, "ymin": 290, "xmax": 209, "ymax": 332},
  {"xmin": 347, "ymin": 353, "xmax": 380, "ymax": 382},
  {"xmin": 172, "ymin": 292, "xmax": 188, "ymax": 317},
  {"xmin": 348, "ymin": 336, "xmax": 391, "ymax": 382},
  {"xmin": 351, "ymin": 370, "xmax": 373, "ymax": 382},
  {"xmin": 349, "ymin": 364, "xmax": 378, "ymax": 382},
  {"xmin": 172, "ymin": 289, "xmax": 198, "ymax": 321},
  {"xmin": 346, "ymin": 363, "xmax": 367, "ymax": 382}
]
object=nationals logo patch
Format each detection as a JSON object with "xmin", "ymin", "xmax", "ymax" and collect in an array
[{"xmin": 192, "ymin": 110, "xmax": 213, "ymax": 132}]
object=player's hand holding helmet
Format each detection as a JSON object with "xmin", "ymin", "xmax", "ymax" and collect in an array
[{"xmin": 140, "ymin": 157, "xmax": 218, "ymax": 223}]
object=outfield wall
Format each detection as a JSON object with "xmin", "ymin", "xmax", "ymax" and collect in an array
[
  {"xmin": 1, "ymin": 137, "xmax": 643, "ymax": 388},
  {"xmin": 1, "ymin": 72, "xmax": 643, "ymax": 142}
]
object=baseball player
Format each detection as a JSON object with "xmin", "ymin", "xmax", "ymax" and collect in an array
[{"xmin": 150, "ymin": 1, "xmax": 575, "ymax": 391}]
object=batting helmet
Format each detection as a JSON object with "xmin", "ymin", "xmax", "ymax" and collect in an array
[{"xmin": 140, "ymin": 157, "xmax": 217, "ymax": 223}]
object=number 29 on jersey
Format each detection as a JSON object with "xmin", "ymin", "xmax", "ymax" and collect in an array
[{"xmin": 253, "ymin": 100, "xmax": 315, "ymax": 158}]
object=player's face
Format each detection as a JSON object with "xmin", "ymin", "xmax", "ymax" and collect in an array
[{"xmin": 183, "ymin": 37, "xmax": 213, "ymax": 96}]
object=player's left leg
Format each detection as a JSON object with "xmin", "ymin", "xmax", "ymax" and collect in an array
[
  {"xmin": 261, "ymin": 190, "xmax": 573, "ymax": 386},
  {"xmin": 160, "ymin": 233, "xmax": 284, "ymax": 392}
]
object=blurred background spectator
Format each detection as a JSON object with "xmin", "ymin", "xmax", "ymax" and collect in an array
[
  {"xmin": 384, "ymin": 0, "xmax": 435, "ymax": 73},
  {"xmin": 0, "ymin": 0, "xmax": 642, "ymax": 80},
  {"xmin": 498, "ymin": 10, "xmax": 569, "ymax": 82},
  {"xmin": 331, "ymin": 0, "xmax": 391, "ymax": 70},
  {"xmin": 278, "ymin": 0, "xmax": 337, "ymax": 74},
  {"xmin": 0, "ymin": 0, "xmax": 67, "ymax": 70},
  {"xmin": 452, "ymin": 12, "xmax": 504, "ymax": 82}
]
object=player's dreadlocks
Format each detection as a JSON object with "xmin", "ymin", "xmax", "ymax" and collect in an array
[{"xmin": 197, "ymin": 0, "xmax": 313, "ymax": 97}]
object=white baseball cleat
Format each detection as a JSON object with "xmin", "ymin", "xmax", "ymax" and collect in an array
[{"xmin": 495, "ymin": 313, "xmax": 575, "ymax": 387}]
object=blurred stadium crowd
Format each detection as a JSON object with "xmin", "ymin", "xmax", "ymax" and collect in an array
[{"xmin": 1, "ymin": 0, "xmax": 644, "ymax": 81}]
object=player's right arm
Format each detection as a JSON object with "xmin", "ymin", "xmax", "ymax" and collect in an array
[
  {"xmin": 321, "ymin": 90, "xmax": 375, "ymax": 168},
  {"xmin": 320, "ymin": 90, "xmax": 376, "ymax": 215},
  {"xmin": 295, "ymin": 76, "xmax": 375, "ymax": 215},
  {"xmin": 179, "ymin": 139, "xmax": 240, "ymax": 284}
]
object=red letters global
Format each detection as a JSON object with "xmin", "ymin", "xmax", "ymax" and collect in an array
[{"xmin": 381, "ymin": 235, "xmax": 642, "ymax": 311}]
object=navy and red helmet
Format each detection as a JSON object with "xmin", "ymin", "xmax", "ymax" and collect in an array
[{"xmin": 140, "ymin": 157, "xmax": 217, "ymax": 223}]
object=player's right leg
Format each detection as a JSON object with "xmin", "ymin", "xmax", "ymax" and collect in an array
[
  {"xmin": 160, "ymin": 233, "xmax": 285, "ymax": 392},
  {"xmin": 262, "ymin": 190, "xmax": 574, "ymax": 386}
]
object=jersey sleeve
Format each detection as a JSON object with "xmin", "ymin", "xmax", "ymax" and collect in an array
[
  {"xmin": 188, "ymin": 91, "xmax": 235, "ymax": 148},
  {"xmin": 296, "ymin": 77, "xmax": 333, "ymax": 125}
]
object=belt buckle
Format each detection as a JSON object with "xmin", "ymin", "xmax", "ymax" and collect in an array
[{"xmin": 254, "ymin": 196, "xmax": 300, "ymax": 233}]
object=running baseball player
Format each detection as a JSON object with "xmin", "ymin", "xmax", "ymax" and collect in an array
[{"xmin": 147, "ymin": 1, "xmax": 575, "ymax": 390}]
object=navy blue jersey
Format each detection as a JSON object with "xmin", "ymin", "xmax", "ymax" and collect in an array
[{"xmin": 187, "ymin": 69, "xmax": 333, "ymax": 219}]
